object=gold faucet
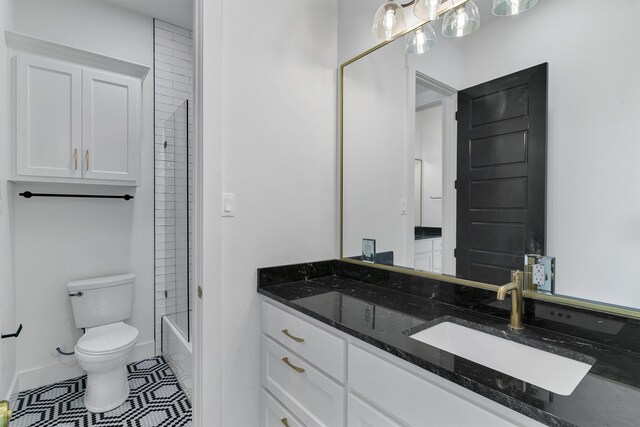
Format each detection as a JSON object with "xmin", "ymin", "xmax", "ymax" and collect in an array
[{"xmin": 496, "ymin": 270, "xmax": 524, "ymax": 330}]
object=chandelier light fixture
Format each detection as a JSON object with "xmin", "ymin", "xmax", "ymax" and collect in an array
[{"xmin": 372, "ymin": 0, "xmax": 540, "ymax": 54}]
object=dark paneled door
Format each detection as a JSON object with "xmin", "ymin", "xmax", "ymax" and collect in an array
[{"xmin": 456, "ymin": 63, "xmax": 547, "ymax": 284}]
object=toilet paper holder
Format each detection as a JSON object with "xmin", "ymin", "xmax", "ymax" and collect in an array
[{"xmin": 0, "ymin": 324, "xmax": 22, "ymax": 339}]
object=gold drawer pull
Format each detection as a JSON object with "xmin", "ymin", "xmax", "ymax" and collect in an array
[
  {"xmin": 74, "ymin": 148, "xmax": 78, "ymax": 170},
  {"xmin": 281, "ymin": 329, "xmax": 304, "ymax": 343},
  {"xmin": 281, "ymin": 418, "xmax": 290, "ymax": 427},
  {"xmin": 282, "ymin": 357, "xmax": 305, "ymax": 373},
  {"xmin": 85, "ymin": 149, "xmax": 90, "ymax": 171}
]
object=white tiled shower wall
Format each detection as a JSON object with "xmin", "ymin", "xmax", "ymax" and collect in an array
[{"xmin": 154, "ymin": 19, "xmax": 193, "ymax": 354}]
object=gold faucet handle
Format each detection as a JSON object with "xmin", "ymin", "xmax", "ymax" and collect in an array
[
  {"xmin": 0, "ymin": 400, "xmax": 12, "ymax": 427},
  {"xmin": 511, "ymin": 270, "xmax": 523, "ymax": 284}
]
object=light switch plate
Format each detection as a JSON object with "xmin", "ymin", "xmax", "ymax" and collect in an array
[
  {"xmin": 221, "ymin": 193, "xmax": 235, "ymax": 217},
  {"xmin": 362, "ymin": 303, "xmax": 375, "ymax": 329},
  {"xmin": 362, "ymin": 238, "xmax": 376, "ymax": 262},
  {"xmin": 400, "ymin": 199, "xmax": 407, "ymax": 215}
]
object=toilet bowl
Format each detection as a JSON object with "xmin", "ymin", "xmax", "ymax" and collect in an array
[
  {"xmin": 75, "ymin": 322, "xmax": 139, "ymax": 412},
  {"xmin": 67, "ymin": 273, "xmax": 138, "ymax": 413}
]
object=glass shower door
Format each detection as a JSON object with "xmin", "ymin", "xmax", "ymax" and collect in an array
[{"xmin": 160, "ymin": 100, "xmax": 191, "ymax": 341}]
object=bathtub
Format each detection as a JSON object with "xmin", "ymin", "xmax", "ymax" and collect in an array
[{"xmin": 162, "ymin": 315, "xmax": 193, "ymax": 401}]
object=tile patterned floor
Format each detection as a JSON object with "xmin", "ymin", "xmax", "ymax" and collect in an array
[{"xmin": 11, "ymin": 357, "xmax": 192, "ymax": 427}]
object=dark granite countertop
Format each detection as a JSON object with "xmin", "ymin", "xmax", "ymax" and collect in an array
[
  {"xmin": 415, "ymin": 226, "xmax": 442, "ymax": 240},
  {"xmin": 258, "ymin": 260, "xmax": 640, "ymax": 427}
]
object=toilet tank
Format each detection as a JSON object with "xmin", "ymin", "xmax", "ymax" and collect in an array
[{"xmin": 67, "ymin": 273, "xmax": 135, "ymax": 329}]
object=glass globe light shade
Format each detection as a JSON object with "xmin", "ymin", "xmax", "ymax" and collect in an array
[
  {"xmin": 442, "ymin": 0, "xmax": 480, "ymax": 37},
  {"xmin": 372, "ymin": 1, "xmax": 408, "ymax": 41},
  {"xmin": 406, "ymin": 24, "xmax": 437, "ymax": 54},
  {"xmin": 492, "ymin": 0, "xmax": 539, "ymax": 16},
  {"xmin": 414, "ymin": 0, "xmax": 440, "ymax": 21}
]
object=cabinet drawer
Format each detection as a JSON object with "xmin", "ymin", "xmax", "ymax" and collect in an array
[
  {"xmin": 414, "ymin": 239, "xmax": 433, "ymax": 254},
  {"xmin": 348, "ymin": 344, "xmax": 533, "ymax": 427},
  {"xmin": 262, "ymin": 302, "xmax": 345, "ymax": 382},
  {"xmin": 262, "ymin": 389, "xmax": 305, "ymax": 427},
  {"xmin": 347, "ymin": 394, "xmax": 401, "ymax": 427},
  {"xmin": 263, "ymin": 336, "xmax": 345, "ymax": 427}
]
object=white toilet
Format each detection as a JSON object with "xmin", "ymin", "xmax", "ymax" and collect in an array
[{"xmin": 67, "ymin": 273, "xmax": 139, "ymax": 413}]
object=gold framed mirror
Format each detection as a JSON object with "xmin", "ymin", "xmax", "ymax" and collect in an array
[{"xmin": 339, "ymin": 0, "xmax": 640, "ymax": 319}]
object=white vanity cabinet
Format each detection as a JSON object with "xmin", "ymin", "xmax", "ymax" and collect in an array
[
  {"xmin": 261, "ymin": 301, "xmax": 346, "ymax": 427},
  {"xmin": 9, "ymin": 32, "xmax": 147, "ymax": 186},
  {"xmin": 347, "ymin": 394, "xmax": 401, "ymax": 427},
  {"xmin": 415, "ymin": 237, "xmax": 442, "ymax": 273},
  {"xmin": 261, "ymin": 299, "xmax": 545, "ymax": 427}
]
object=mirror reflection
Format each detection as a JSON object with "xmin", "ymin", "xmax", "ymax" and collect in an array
[{"xmin": 342, "ymin": 0, "xmax": 640, "ymax": 310}]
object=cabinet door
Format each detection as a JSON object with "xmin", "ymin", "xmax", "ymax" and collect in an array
[
  {"xmin": 415, "ymin": 252, "xmax": 432, "ymax": 272},
  {"xmin": 347, "ymin": 394, "xmax": 401, "ymax": 427},
  {"xmin": 82, "ymin": 69, "xmax": 140, "ymax": 182},
  {"xmin": 16, "ymin": 54, "xmax": 82, "ymax": 178},
  {"xmin": 433, "ymin": 250, "xmax": 442, "ymax": 271},
  {"xmin": 349, "ymin": 344, "xmax": 540, "ymax": 427}
]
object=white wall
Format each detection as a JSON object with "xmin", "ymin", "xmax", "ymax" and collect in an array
[
  {"xmin": 200, "ymin": 0, "xmax": 338, "ymax": 425},
  {"xmin": 10, "ymin": 0, "xmax": 155, "ymax": 390},
  {"xmin": 0, "ymin": 0, "xmax": 17, "ymax": 402},
  {"xmin": 343, "ymin": 40, "xmax": 409, "ymax": 265}
]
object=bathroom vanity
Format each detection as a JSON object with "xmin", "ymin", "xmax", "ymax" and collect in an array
[{"xmin": 258, "ymin": 260, "xmax": 640, "ymax": 427}]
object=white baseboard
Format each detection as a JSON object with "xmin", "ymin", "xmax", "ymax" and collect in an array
[
  {"xmin": 3, "ymin": 373, "xmax": 19, "ymax": 405},
  {"xmin": 17, "ymin": 340, "xmax": 156, "ymax": 392},
  {"xmin": 129, "ymin": 340, "xmax": 155, "ymax": 363},
  {"xmin": 18, "ymin": 360, "xmax": 84, "ymax": 392}
]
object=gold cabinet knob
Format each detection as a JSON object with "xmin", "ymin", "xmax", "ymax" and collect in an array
[{"xmin": 281, "ymin": 418, "xmax": 290, "ymax": 427}]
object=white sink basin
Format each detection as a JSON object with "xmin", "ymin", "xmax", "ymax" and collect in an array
[{"xmin": 409, "ymin": 321, "xmax": 592, "ymax": 395}]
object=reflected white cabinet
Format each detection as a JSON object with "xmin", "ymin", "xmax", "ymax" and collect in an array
[
  {"xmin": 16, "ymin": 54, "xmax": 82, "ymax": 179},
  {"xmin": 10, "ymin": 33, "xmax": 147, "ymax": 186},
  {"xmin": 415, "ymin": 237, "xmax": 442, "ymax": 273}
]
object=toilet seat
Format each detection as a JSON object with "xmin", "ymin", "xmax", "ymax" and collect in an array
[{"xmin": 76, "ymin": 322, "xmax": 138, "ymax": 355}]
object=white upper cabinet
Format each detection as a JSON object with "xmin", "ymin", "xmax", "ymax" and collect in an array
[
  {"xmin": 8, "ymin": 31, "xmax": 149, "ymax": 186},
  {"xmin": 82, "ymin": 70, "xmax": 140, "ymax": 182},
  {"xmin": 16, "ymin": 54, "xmax": 82, "ymax": 178}
]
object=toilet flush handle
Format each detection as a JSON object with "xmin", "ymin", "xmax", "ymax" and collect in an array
[{"xmin": 68, "ymin": 292, "xmax": 83, "ymax": 297}]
